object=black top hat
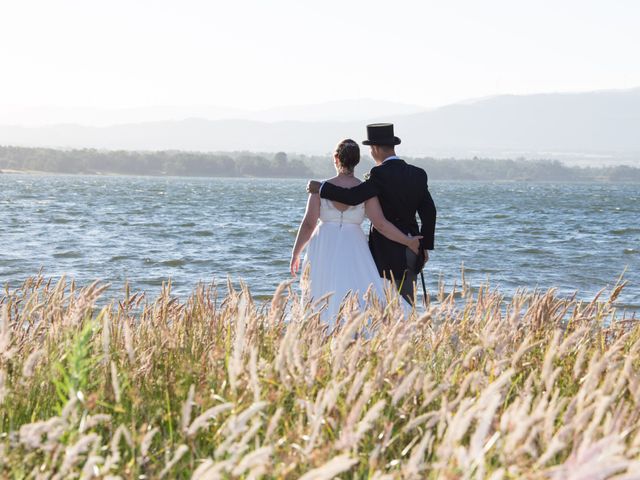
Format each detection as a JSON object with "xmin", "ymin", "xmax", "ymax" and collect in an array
[{"xmin": 362, "ymin": 123, "xmax": 401, "ymax": 146}]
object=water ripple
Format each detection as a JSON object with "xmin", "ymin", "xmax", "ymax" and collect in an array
[{"xmin": 0, "ymin": 174, "xmax": 638, "ymax": 311}]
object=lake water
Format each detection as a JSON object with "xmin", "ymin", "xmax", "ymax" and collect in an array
[{"xmin": 1, "ymin": 174, "xmax": 639, "ymax": 312}]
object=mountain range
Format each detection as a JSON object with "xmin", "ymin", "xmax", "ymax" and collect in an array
[{"xmin": 1, "ymin": 88, "xmax": 639, "ymax": 164}]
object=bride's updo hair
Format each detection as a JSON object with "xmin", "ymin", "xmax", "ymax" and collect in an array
[{"xmin": 335, "ymin": 138, "xmax": 360, "ymax": 173}]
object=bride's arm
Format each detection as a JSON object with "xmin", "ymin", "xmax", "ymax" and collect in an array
[
  {"xmin": 365, "ymin": 196, "xmax": 422, "ymax": 253},
  {"xmin": 290, "ymin": 193, "xmax": 321, "ymax": 276}
]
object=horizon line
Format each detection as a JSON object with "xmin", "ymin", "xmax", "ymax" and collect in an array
[{"xmin": 1, "ymin": 84, "xmax": 639, "ymax": 112}]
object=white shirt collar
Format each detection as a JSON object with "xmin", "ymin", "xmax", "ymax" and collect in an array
[{"xmin": 383, "ymin": 155, "xmax": 400, "ymax": 163}]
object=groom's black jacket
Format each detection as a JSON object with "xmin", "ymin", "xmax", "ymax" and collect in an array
[{"xmin": 320, "ymin": 158, "xmax": 436, "ymax": 282}]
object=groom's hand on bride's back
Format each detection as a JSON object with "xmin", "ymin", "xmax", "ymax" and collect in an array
[{"xmin": 307, "ymin": 180, "xmax": 322, "ymax": 194}]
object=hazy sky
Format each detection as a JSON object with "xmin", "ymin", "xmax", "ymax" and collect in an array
[{"xmin": 1, "ymin": 0, "xmax": 639, "ymax": 110}]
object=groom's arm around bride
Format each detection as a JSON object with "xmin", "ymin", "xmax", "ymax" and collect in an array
[{"xmin": 307, "ymin": 161, "xmax": 436, "ymax": 260}]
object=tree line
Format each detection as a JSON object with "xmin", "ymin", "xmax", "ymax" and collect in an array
[
  {"xmin": 1, "ymin": 145, "xmax": 639, "ymax": 182},
  {"xmin": 0, "ymin": 147, "xmax": 311, "ymax": 178},
  {"xmin": 409, "ymin": 157, "xmax": 640, "ymax": 182}
]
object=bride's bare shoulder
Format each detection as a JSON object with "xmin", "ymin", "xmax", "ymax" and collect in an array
[
  {"xmin": 325, "ymin": 176, "xmax": 362, "ymax": 188},
  {"xmin": 323, "ymin": 176, "xmax": 340, "ymax": 185}
]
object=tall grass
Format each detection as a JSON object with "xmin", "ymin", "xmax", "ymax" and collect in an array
[{"xmin": 0, "ymin": 274, "xmax": 638, "ymax": 479}]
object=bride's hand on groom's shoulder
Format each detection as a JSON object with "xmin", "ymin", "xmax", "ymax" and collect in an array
[{"xmin": 306, "ymin": 180, "xmax": 321, "ymax": 194}]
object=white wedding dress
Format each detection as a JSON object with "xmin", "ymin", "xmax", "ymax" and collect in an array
[{"xmin": 301, "ymin": 198, "xmax": 389, "ymax": 328}]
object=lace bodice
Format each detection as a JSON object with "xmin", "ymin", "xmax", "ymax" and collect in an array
[{"xmin": 319, "ymin": 198, "xmax": 365, "ymax": 225}]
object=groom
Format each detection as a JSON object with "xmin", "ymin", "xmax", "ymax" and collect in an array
[{"xmin": 307, "ymin": 123, "xmax": 436, "ymax": 304}]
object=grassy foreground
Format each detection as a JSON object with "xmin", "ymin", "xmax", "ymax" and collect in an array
[{"xmin": 0, "ymin": 275, "xmax": 638, "ymax": 479}]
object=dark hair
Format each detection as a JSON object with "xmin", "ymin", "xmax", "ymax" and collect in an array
[
  {"xmin": 374, "ymin": 144, "xmax": 396, "ymax": 154},
  {"xmin": 335, "ymin": 139, "xmax": 360, "ymax": 172}
]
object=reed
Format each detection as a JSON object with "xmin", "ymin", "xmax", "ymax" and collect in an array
[{"xmin": 0, "ymin": 274, "xmax": 637, "ymax": 478}]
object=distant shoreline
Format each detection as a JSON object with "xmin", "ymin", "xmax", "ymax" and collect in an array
[
  {"xmin": 3, "ymin": 168, "xmax": 640, "ymax": 184},
  {"xmin": 1, "ymin": 145, "xmax": 639, "ymax": 182}
]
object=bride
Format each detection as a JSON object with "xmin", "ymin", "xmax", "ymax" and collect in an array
[{"xmin": 290, "ymin": 139, "xmax": 421, "ymax": 327}]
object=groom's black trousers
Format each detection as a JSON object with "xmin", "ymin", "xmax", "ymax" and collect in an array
[
  {"xmin": 400, "ymin": 247, "xmax": 419, "ymax": 305},
  {"xmin": 382, "ymin": 248, "xmax": 419, "ymax": 305}
]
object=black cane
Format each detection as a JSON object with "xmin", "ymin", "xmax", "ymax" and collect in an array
[{"xmin": 420, "ymin": 271, "xmax": 427, "ymax": 308}]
